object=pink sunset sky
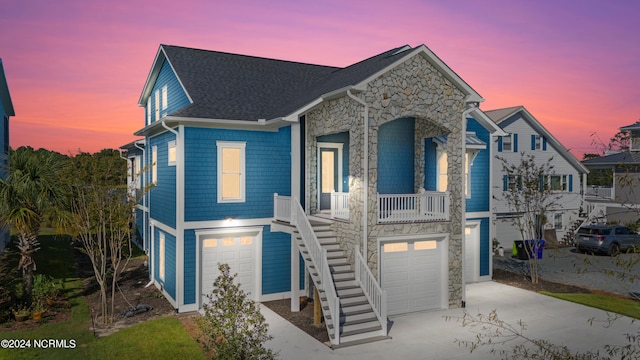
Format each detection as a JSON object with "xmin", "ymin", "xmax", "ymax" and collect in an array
[{"xmin": 1, "ymin": 0, "xmax": 638, "ymax": 158}]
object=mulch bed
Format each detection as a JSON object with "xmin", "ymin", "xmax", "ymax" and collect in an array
[{"xmin": 263, "ymin": 297, "xmax": 330, "ymax": 344}]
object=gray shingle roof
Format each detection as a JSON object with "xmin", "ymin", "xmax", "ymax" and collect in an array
[
  {"xmin": 582, "ymin": 151, "xmax": 640, "ymax": 167},
  {"xmin": 484, "ymin": 106, "xmax": 523, "ymax": 124},
  {"xmin": 159, "ymin": 44, "xmax": 416, "ymax": 121}
]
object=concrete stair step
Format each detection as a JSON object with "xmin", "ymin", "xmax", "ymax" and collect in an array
[
  {"xmin": 340, "ymin": 312, "xmax": 378, "ymax": 325},
  {"xmin": 334, "ymin": 279, "xmax": 358, "ymax": 289},
  {"xmin": 328, "ymin": 257, "xmax": 349, "ymax": 266},
  {"xmin": 332, "ymin": 272, "xmax": 355, "ymax": 281},
  {"xmin": 340, "ymin": 295, "xmax": 368, "ymax": 307},
  {"xmin": 341, "ymin": 321, "xmax": 383, "ymax": 338}
]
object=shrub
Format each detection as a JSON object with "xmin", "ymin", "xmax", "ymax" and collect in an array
[{"xmin": 196, "ymin": 263, "xmax": 277, "ymax": 360}]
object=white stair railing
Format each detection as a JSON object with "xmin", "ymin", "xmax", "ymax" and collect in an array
[
  {"xmin": 291, "ymin": 198, "xmax": 341, "ymax": 344},
  {"xmin": 330, "ymin": 191, "xmax": 349, "ymax": 220},
  {"xmin": 355, "ymin": 245, "xmax": 387, "ymax": 336},
  {"xmin": 377, "ymin": 191, "xmax": 449, "ymax": 224},
  {"xmin": 273, "ymin": 193, "xmax": 292, "ymax": 223}
]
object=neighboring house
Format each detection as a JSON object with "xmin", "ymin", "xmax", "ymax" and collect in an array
[
  {"xmin": 582, "ymin": 122, "xmax": 640, "ymax": 224},
  {"xmin": 123, "ymin": 43, "xmax": 503, "ymax": 346},
  {"xmin": 485, "ymin": 106, "xmax": 588, "ymax": 249},
  {"xmin": 0, "ymin": 58, "xmax": 14, "ymax": 253}
]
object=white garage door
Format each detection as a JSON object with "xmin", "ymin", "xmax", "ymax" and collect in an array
[
  {"xmin": 381, "ymin": 239, "xmax": 444, "ymax": 315},
  {"xmin": 465, "ymin": 224, "xmax": 479, "ymax": 283},
  {"xmin": 201, "ymin": 235, "xmax": 256, "ymax": 307}
]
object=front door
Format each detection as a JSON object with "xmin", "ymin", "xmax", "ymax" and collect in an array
[{"xmin": 318, "ymin": 144, "xmax": 342, "ymax": 210}]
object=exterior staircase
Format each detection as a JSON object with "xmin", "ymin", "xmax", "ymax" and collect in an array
[
  {"xmin": 273, "ymin": 194, "xmax": 388, "ymax": 346},
  {"xmin": 561, "ymin": 205, "xmax": 607, "ymax": 245},
  {"xmin": 295, "ymin": 221, "xmax": 388, "ymax": 346}
]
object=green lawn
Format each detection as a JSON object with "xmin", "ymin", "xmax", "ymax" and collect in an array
[
  {"xmin": 0, "ymin": 235, "xmax": 204, "ymax": 360},
  {"xmin": 540, "ymin": 291, "xmax": 640, "ymax": 319}
]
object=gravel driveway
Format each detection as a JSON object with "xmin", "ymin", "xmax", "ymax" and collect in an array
[{"xmin": 494, "ymin": 247, "xmax": 640, "ymax": 296}]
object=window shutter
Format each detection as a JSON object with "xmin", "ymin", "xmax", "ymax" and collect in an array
[
  {"xmin": 543, "ymin": 137, "xmax": 547, "ymax": 151},
  {"xmin": 539, "ymin": 175, "xmax": 545, "ymax": 191},
  {"xmin": 513, "ymin": 134, "xmax": 518, "ymax": 152},
  {"xmin": 531, "ymin": 135, "xmax": 536, "ymax": 150},
  {"xmin": 498, "ymin": 137, "xmax": 503, "ymax": 152},
  {"xmin": 503, "ymin": 175, "xmax": 508, "ymax": 191},
  {"xmin": 568, "ymin": 174, "xmax": 573, "ymax": 192}
]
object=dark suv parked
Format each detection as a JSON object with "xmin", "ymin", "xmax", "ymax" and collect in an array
[{"xmin": 575, "ymin": 225, "xmax": 640, "ymax": 256}]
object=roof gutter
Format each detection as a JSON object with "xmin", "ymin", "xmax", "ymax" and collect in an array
[{"xmin": 347, "ymin": 89, "xmax": 370, "ymax": 260}]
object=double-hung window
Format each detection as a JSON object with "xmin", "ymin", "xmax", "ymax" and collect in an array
[
  {"xmin": 502, "ymin": 134, "xmax": 512, "ymax": 152},
  {"xmin": 217, "ymin": 141, "xmax": 246, "ymax": 203},
  {"xmin": 549, "ymin": 175, "xmax": 567, "ymax": 191}
]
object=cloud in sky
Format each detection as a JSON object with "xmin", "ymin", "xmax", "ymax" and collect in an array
[{"xmin": 1, "ymin": 0, "xmax": 639, "ymax": 157}]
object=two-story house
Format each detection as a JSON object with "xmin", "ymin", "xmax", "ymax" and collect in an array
[
  {"xmin": 0, "ymin": 58, "xmax": 14, "ymax": 253},
  {"xmin": 485, "ymin": 106, "xmax": 588, "ymax": 250},
  {"xmin": 582, "ymin": 122, "xmax": 640, "ymax": 225},
  {"xmin": 122, "ymin": 44, "xmax": 503, "ymax": 346}
]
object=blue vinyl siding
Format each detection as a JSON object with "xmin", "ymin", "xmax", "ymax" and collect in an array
[
  {"xmin": 134, "ymin": 209, "xmax": 144, "ymax": 249},
  {"xmin": 148, "ymin": 131, "xmax": 177, "ymax": 228},
  {"xmin": 184, "ymin": 230, "xmax": 196, "ymax": 305},
  {"xmin": 466, "ymin": 118, "xmax": 490, "ymax": 212},
  {"xmin": 146, "ymin": 59, "xmax": 190, "ymax": 122},
  {"xmin": 184, "ymin": 126, "xmax": 291, "ymax": 222},
  {"xmin": 262, "ymin": 226, "xmax": 294, "ymax": 294},
  {"xmin": 317, "ymin": 132, "xmax": 349, "ymax": 193},
  {"xmin": 468, "ymin": 217, "xmax": 491, "ymax": 276},
  {"xmin": 378, "ymin": 118, "xmax": 414, "ymax": 194},
  {"xmin": 424, "ymin": 138, "xmax": 438, "ymax": 191},
  {"xmin": 155, "ymin": 228, "xmax": 176, "ymax": 301}
]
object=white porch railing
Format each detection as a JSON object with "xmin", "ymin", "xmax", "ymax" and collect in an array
[
  {"xmin": 273, "ymin": 193, "xmax": 292, "ymax": 223},
  {"xmin": 355, "ymin": 245, "xmax": 387, "ymax": 337},
  {"xmin": 377, "ymin": 191, "xmax": 449, "ymax": 224},
  {"xmin": 290, "ymin": 198, "xmax": 341, "ymax": 345},
  {"xmin": 330, "ymin": 191, "xmax": 349, "ymax": 220},
  {"xmin": 585, "ymin": 186, "xmax": 613, "ymax": 200}
]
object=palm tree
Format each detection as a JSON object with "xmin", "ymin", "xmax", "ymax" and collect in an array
[{"xmin": 0, "ymin": 147, "xmax": 66, "ymax": 302}]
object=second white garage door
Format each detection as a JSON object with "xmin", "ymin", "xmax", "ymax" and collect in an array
[{"xmin": 380, "ymin": 237, "xmax": 447, "ymax": 315}]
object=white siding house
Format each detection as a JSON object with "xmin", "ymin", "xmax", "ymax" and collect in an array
[{"xmin": 485, "ymin": 106, "xmax": 588, "ymax": 250}]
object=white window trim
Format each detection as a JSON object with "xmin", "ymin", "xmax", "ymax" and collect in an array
[
  {"xmin": 155, "ymin": 90, "xmax": 160, "ymax": 121},
  {"xmin": 152, "ymin": 145, "xmax": 158, "ymax": 184},
  {"xmin": 162, "ymin": 85, "xmax": 168, "ymax": 110},
  {"xmin": 168, "ymin": 141, "xmax": 176, "ymax": 166},
  {"xmin": 554, "ymin": 213, "xmax": 563, "ymax": 230},
  {"xmin": 146, "ymin": 98, "xmax": 151, "ymax": 125},
  {"xmin": 549, "ymin": 175, "xmax": 568, "ymax": 192},
  {"xmin": 534, "ymin": 135, "xmax": 541, "ymax": 150},
  {"xmin": 502, "ymin": 134, "xmax": 512, "ymax": 151},
  {"xmin": 217, "ymin": 141, "xmax": 246, "ymax": 203}
]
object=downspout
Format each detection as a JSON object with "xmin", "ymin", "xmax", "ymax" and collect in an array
[
  {"xmin": 460, "ymin": 101, "xmax": 479, "ymax": 309},
  {"xmin": 347, "ymin": 90, "xmax": 369, "ymax": 260}
]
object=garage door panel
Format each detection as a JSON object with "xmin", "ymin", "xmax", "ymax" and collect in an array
[
  {"xmin": 381, "ymin": 237, "xmax": 445, "ymax": 315},
  {"xmin": 201, "ymin": 235, "xmax": 257, "ymax": 307}
]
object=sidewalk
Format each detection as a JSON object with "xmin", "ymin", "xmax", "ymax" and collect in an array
[{"xmin": 263, "ymin": 281, "xmax": 638, "ymax": 359}]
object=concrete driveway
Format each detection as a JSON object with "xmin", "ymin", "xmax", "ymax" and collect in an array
[{"xmin": 263, "ymin": 281, "xmax": 638, "ymax": 359}]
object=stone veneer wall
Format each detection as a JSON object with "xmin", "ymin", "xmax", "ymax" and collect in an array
[{"xmin": 306, "ymin": 53, "xmax": 467, "ymax": 307}]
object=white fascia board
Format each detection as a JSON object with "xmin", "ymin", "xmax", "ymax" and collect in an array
[
  {"xmin": 281, "ymin": 86, "xmax": 358, "ymax": 123},
  {"xmin": 137, "ymin": 46, "xmax": 193, "ymax": 106},
  {"xmin": 138, "ymin": 46, "xmax": 166, "ymax": 106},
  {"xmin": 469, "ymin": 108, "xmax": 507, "ymax": 136},
  {"xmin": 134, "ymin": 116, "xmax": 288, "ymax": 136},
  {"xmin": 518, "ymin": 108, "xmax": 589, "ymax": 174}
]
